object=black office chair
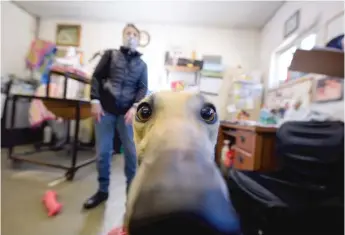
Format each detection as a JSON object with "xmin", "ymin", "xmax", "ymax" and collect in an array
[{"xmin": 227, "ymin": 121, "xmax": 344, "ymax": 235}]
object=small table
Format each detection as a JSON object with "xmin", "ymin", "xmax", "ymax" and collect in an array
[{"xmin": 6, "ymin": 70, "xmax": 95, "ymax": 181}]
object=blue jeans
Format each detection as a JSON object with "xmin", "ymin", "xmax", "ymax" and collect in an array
[{"xmin": 95, "ymin": 112, "xmax": 137, "ymax": 193}]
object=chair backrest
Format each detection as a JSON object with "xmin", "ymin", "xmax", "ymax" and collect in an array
[{"xmin": 276, "ymin": 121, "xmax": 344, "ymax": 191}]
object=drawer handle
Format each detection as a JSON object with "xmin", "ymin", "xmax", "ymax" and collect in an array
[
  {"xmin": 240, "ymin": 136, "xmax": 246, "ymax": 143},
  {"xmin": 238, "ymin": 155, "xmax": 244, "ymax": 164}
]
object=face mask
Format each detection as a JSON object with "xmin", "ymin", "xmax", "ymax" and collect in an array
[{"xmin": 125, "ymin": 36, "xmax": 139, "ymax": 50}]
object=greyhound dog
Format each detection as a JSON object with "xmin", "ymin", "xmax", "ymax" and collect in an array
[{"xmin": 124, "ymin": 91, "xmax": 240, "ymax": 235}]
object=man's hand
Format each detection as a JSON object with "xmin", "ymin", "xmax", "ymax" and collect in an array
[
  {"xmin": 125, "ymin": 107, "xmax": 136, "ymax": 125},
  {"xmin": 91, "ymin": 103, "xmax": 104, "ymax": 123}
]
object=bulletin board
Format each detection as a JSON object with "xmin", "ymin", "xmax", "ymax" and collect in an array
[
  {"xmin": 232, "ymin": 81, "xmax": 262, "ymax": 110},
  {"xmin": 226, "ymin": 81, "xmax": 263, "ymax": 121}
]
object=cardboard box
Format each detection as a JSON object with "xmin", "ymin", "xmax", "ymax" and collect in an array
[{"xmin": 289, "ymin": 48, "xmax": 344, "ymax": 80}]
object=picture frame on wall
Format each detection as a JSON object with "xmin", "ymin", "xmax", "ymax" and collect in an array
[
  {"xmin": 313, "ymin": 77, "xmax": 344, "ymax": 103},
  {"xmin": 139, "ymin": 30, "xmax": 151, "ymax": 47},
  {"xmin": 56, "ymin": 24, "xmax": 81, "ymax": 47},
  {"xmin": 324, "ymin": 10, "xmax": 344, "ymax": 43},
  {"xmin": 284, "ymin": 10, "xmax": 300, "ymax": 38}
]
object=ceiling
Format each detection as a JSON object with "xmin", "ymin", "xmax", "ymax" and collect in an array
[{"xmin": 14, "ymin": 1, "xmax": 285, "ymax": 29}]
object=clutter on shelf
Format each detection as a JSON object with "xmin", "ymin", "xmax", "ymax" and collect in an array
[
  {"xmin": 164, "ymin": 48, "xmax": 203, "ymax": 89},
  {"xmin": 164, "ymin": 48, "xmax": 203, "ymax": 68},
  {"xmin": 171, "ymin": 80, "xmax": 185, "ymax": 92}
]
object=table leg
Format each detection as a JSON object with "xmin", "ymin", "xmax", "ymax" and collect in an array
[
  {"xmin": 7, "ymin": 96, "xmax": 17, "ymax": 159},
  {"xmin": 65, "ymin": 103, "xmax": 80, "ymax": 181},
  {"xmin": 66, "ymin": 120, "xmax": 71, "ymax": 144},
  {"xmin": 46, "ymin": 72, "xmax": 51, "ymax": 97},
  {"xmin": 166, "ymin": 71, "xmax": 170, "ymax": 84},
  {"xmin": 63, "ymin": 75, "xmax": 68, "ymax": 99}
]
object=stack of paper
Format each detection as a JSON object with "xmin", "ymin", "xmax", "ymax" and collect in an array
[
  {"xmin": 201, "ymin": 55, "xmax": 224, "ymax": 78},
  {"xmin": 199, "ymin": 55, "xmax": 224, "ymax": 95}
]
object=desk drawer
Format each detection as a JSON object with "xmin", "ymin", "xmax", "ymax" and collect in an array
[
  {"xmin": 233, "ymin": 148, "xmax": 255, "ymax": 171},
  {"xmin": 236, "ymin": 130, "xmax": 256, "ymax": 153}
]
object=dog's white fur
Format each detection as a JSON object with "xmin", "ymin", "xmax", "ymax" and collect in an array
[{"xmin": 124, "ymin": 91, "xmax": 227, "ymax": 229}]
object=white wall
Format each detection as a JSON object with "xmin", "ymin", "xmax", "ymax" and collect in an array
[
  {"xmin": 38, "ymin": 19, "xmax": 261, "ymax": 92},
  {"xmin": 1, "ymin": 2, "xmax": 36, "ymax": 77},
  {"xmin": 260, "ymin": 1, "xmax": 344, "ymax": 88}
]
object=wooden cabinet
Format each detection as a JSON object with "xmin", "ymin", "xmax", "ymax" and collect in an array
[
  {"xmin": 236, "ymin": 130, "xmax": 256, "ymax": 153},
  {"xmin": 233, "ymin": 147, "xmax": 256, "ymax": 170},
  {"xmin": 216, "ymin": 122, "xmax": 277, "ymax": 172}
]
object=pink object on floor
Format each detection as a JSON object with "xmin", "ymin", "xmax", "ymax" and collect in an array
[
  {"xmin": 108, "ymin": 226, "xmax": 127, "ymax": 235},
  {"xmin": 42, "ymin": 190, "xmax": 62, "ymax": 217}
]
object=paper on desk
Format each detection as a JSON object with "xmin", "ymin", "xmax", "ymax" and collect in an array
[
  {"xmin": 245, "ymin": 98, "xmax": 254, "ymax": 110},
  {"xmin": 227, "ymin": 104, "xmax": 237, "ymax": 113}
]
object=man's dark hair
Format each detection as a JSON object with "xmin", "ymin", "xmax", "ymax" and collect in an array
[{"xmin": 123, "ymin": 23, "xmax": 140, "ymax": 35}]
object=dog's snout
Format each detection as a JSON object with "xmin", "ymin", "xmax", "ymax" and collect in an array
[{"xmin": 128, "ymin": 149, "xmax": 240, "ymax": 235}]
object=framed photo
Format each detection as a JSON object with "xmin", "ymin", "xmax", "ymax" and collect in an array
[
  {"xmin": 313, "ymin": 77, "xmax": 344, "ymax": 103},
  {"xmin": 56, "ymin": 24, "xmax": 81, "ymax": 47},
  {"xmin": 284, "ymin": 10, "xmax": 300, "ymax": 38}
]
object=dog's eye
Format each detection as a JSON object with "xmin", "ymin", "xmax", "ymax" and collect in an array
[
  {"xmin": 136, "ymin": 102, "xmax": 152, "ymax": 122},
  {"xmin": 200, "ymin": 104, "xmax": 217, "ymax": 124}
]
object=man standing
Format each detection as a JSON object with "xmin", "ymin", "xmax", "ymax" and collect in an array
[{"xmin": 84, "ymin": 24, "xmax": 148, "ymax": 209}]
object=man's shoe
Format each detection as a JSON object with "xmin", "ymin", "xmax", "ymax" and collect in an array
[{"xmin": 83, "ymin": 191, "xmax": 109, "ymax": 209}]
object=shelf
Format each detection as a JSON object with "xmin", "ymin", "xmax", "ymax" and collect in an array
[
  {"xmin": 50, "ymin": 70, "xmax": 91, "ymax": 84},
  {"xmin": 201, "ymin": 75, "xmax": 223, "ymax": 79},
  {"xmin": 200, "ymin": 91, "xmax": 218, "ymax": 96},
  {"xmin": 232, "ymin": 80, "xmax": 260, "ymax": 85},
  {"xmin": 165, "ymin": 65, "xmax": 200, "ymax": 73},
  {"xmin": 200, "ymin": 72, "xmax": 223, "ymax": 79}
]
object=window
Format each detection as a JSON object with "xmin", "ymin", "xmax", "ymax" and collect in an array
[
  {"xmin": 300, "ymin": 34, "xmax": 317, "ymax": 50},
  {"xmin": 276, "ymin": 46, "xmax": 297, "ymax": 84},
  {"xmin": 273, "ymin": 33, "xmax": 317, "ymax": 86}
]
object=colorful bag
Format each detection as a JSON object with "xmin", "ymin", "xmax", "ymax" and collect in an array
[{"xmin": 26, "ymin": 39, "xmax": 57, "ymax": 70}]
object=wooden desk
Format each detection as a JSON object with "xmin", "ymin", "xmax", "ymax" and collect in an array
[{"xmin": 216, "ymin": 121, "xmax": 277, "ymax": 172}]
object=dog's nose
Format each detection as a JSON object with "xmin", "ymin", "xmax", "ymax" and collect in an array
[{"xmin": 128, "ymin": 149, "xmax": 240, "ymax": 235}]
